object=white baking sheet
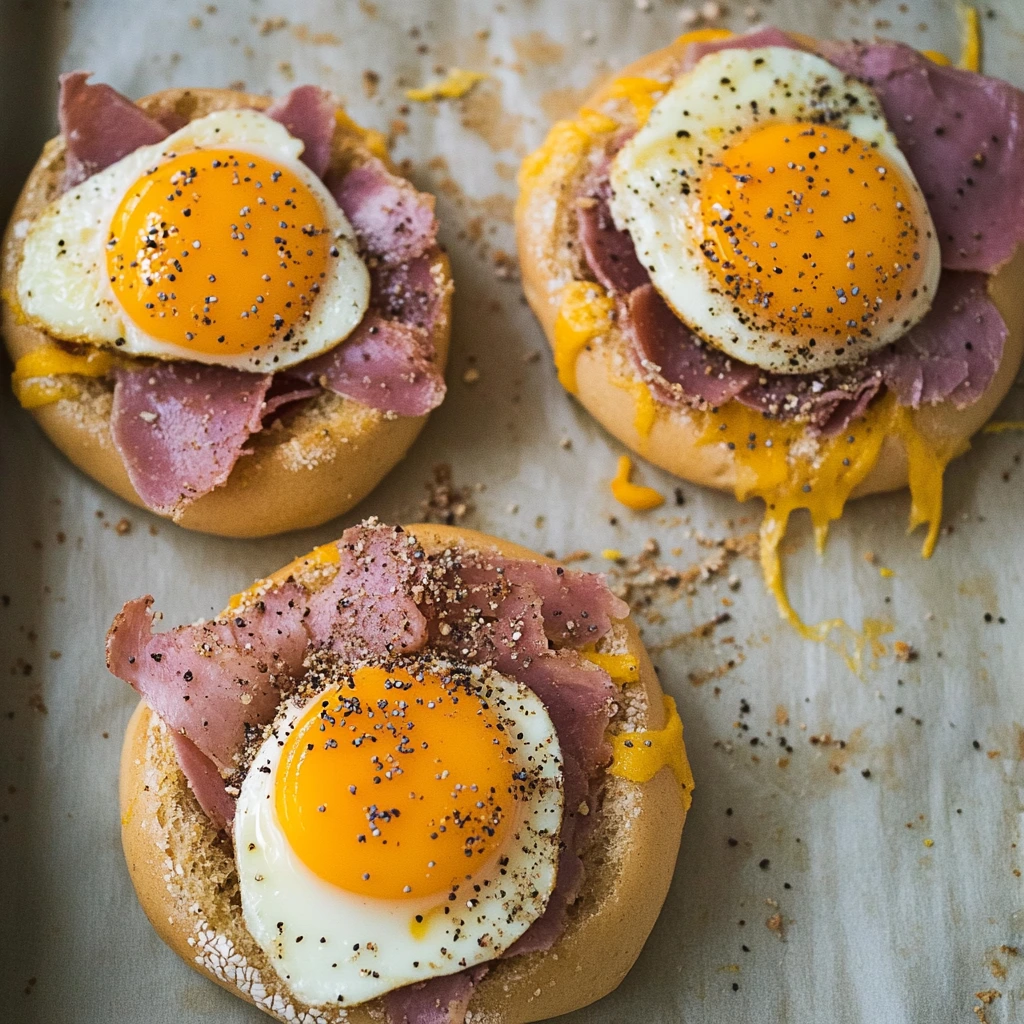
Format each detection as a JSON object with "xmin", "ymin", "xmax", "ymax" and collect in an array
[{"xmin": 1, "ymin": 1, "xmax": 1022, "ymax": 1021}]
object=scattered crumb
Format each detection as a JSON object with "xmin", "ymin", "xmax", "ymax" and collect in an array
[
  {"xmin": 462, "ymin": 367, "xmax": 481, "ymax": 385},
  {"xmin": 362, "ymin": 69, "xmax": 380, "ymax": 98},
  {"xmin": 258, "ymin": 16, "xmax": 287, "ymax": 35},
  {"xmin": 420, "ymin": 464, "xmax": 473, "ymax": 525},
  {"xmin": 894, "ymin": 641, "xmax": 917, "ymax": 663},
  {"xmin": 115, "ymin": 518, "xmax": 132, "ymax": 536}
]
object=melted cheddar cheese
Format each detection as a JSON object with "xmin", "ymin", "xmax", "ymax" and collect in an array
[
  {"xmin": 406, "ymin": 69, "xmax": 488, "ymax": 102},
  {"xmin": 552, "ymin": 281, "xmax": 615, "ymax": 393},
  {"xmin": 697, "ymin": 394, "xmax": 962, "ymax": 673},
  {"xmin": 609, "ymin": 695, "xmax": 693, "ymax": 811},
  {"xmin": 958, "ymin": 3, "xmax": 980, "ymax": 72},
  {"xmin": 334, "ymin": 109, "xmax": 389, "ymax": 162},
  {"xmin": 581, "ymin": 648, "xmax": 640, "ymax": 685},
  {"xmin": 611, "ymin": 455, "xmax": 664, "ymax": 511},
  {"xmin": 11, "ymin": 344, "xmax": 115, "ymax": 409},
  {"xmin": 601, "ymin": 76, "xmax": 668, "ymax": 124}
]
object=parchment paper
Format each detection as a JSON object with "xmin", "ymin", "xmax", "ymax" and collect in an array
[{"xmin": 1, "ymin": 2, "xmax": 1022, "ymax": 1022}]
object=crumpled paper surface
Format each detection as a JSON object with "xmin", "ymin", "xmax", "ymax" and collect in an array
[{"xmin": 1, "ymin": 1, "xmax": 1022, "ymax": 1022}]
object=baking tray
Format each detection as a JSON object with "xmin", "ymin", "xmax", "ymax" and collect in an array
[{"xmin": 1, "ymin": 1, "xmax": 1022, "ymax": 1021}]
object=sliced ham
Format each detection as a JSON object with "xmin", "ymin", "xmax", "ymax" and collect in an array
[
  {"xmin": 106, "ymin": 594, "xmax": 309, "ymax": 773},
  {"xmin": 578, "ymin": 191, "xmax": 649, "ymax": 295},
  {"xmin": 372, "ymin": 253, "xmax": 446, "ymax": 332},
  {"xmin": 626, "ymin": 284, "xmax": 760, "ymax": 409},
  {"xmin": 306, "ymin": 523, "xmax": 430, "ymax": 659},
  {"xmin": 385, "ymin": 966, "xmax": 488, "ymax": 1024},
  {"xmin": 110, "ymin": 363, "xmax": 272, "ymax": 516},
  {"xmin": 871, "ymin": 271, "xmax": 1006, "ymax": 408},
  {"xmin": 58, "ymin": 71, "xmax": 169, "ymax": 189},
  {"xmin": 294, "ymin": 312, "xmax": 446, "ymax": 416},
  {"xmin": 169, "ymin": 732, "xmax": 236, "ymax": 833},
  {"xmin": 265, "ymin": 84, "xmax": 336, "ymax": 178},
  {"xmin": 818, "ymin": 41, "xmax": 1024, "ymax": 273},
  {"xmin": 458, "ymin": 559, "xmax": 628, "ymax": 649},
  {"xmin": 732, "ymin": 363, "xmax": 884, "ymax": 433},
  {"xmin": 330, "ymin": 157, "xmax": 439, "ymax": 264}
]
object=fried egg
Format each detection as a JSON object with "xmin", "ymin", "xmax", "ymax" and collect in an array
[
  {"xmin": 609, "ymin": 47, "xmax": 941, "ymax": 374},
  {"xmin": 235, "ymin": 660, "xmax": 563, "ymax": 1008},
  {"xmin": 16, "ymin": 109, "xmax": 369, "ymax": 372}
]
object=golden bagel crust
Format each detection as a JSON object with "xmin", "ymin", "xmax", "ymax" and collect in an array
[
  {"xmin": 119, "ymin": 525, "xmax": 689, "ymax": 1024},
  {"xmin": 516, "ymin": 35, "xmax": 1024, "ymax": 498},
  {"xmin": 1, "ymin": 88, "xmax": 452, "ymax": 538}
]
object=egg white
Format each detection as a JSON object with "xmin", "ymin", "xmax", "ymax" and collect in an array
[
  {"xmin": 235, "ymin": 660, "xmax": 564, "ymax": 1009},
  {"xmin": 609, "ymin": 46, "xmax": 941, "ymax": 374},
  {"xmin": 16, "ymin": 109, "xmax": 369, "ymax": 372}
]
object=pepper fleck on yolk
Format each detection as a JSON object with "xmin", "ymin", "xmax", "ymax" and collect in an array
[
  {"xmin": 107, "ymin": 149, "xmax": 330, "ymax": 356},
  {"xmin": 275, "ymin": 666, "xmax": 517, "ymax": 901},
  {"xmin": 699, "ymin": 123, "xmax": 928, "ymax": 360}
]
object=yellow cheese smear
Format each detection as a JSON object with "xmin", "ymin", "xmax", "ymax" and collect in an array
[
  {"xmin": 11, "ymin": 344, "xmax": 115, "ymax": 409},
  {"xmin": 334, "ymin": 109, "xmax": 388, "ymax": 162},
  {"xmin": 552, "ymin": 281, "xmax": 615, "ymax": 393},
  {"xmin": 699, "ymin": 394, "xmax": 964, "ymax": 674},
  {"xmin": 957, "ymin": 3, "xmax": 980, "ymax": 72},
  {"xmin": 983, "ymin": 421, "xmax": 1024, "ymax": 434},
  {"xmin": 609, "ymin": 695, "xmax": 694, "ymax": 811},
  {"xmin": 226, "ymin": 542, "xmax": 341, "ymax": 613},
  {"xmin": 581, "ymin": 648, "xmax": 640, "ymax": 685},
  {"xmin": 611, "ymin": 455, "xmax": 664, "ymax": 511},
  {"xmin": 406, "ymin": 69, "xmax": 488, "ymax": 102}
]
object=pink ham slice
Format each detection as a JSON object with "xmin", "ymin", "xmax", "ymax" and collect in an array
[
  {"xmin": 458, "ymin": 559, "xmax": 628, "ymax": 649},
  {"xmin": 106, "ymin": 592, "xmax": 309, "ymax": 772},
  {"xmin": 871, "ymin": 271, "xmax": 1006, "ymax": 408},
  {"xmin": 626, "ymin": 284, "xmax": 760, "ymax": 408},
  {"xmin": 293, "ymin": 312, "xmax": 446, "ymax": 416},
  {"xmin": 372, "ymin": 253, "xmax": 446, "ymax": 332},
  {"xmin": 306, "ymin": 523, "xmax": 430, "ymax": 659},
  {"xmin": 58, "ymin": 71, "xmax": 169, "ymax": 189},
  {"xmin": 578, "ymin": 190, "xmax": 649, "ymax": 295},
  {"xmin": 170, "ymin": 732, "xmax": 237, "ymax": 833},
  {"xmin": 818, "ymin": 41, "xmax": 1024, "ymax": 273},
  {"xmin": 265, "ymin": 84, "xmax": 336, "ymax": 178},
  {"xmin": 385, "ymin": 966, "xmax": 489, "ymax": 1024},
  {"xmin": 110, "ymin": 363, "xmax": 272, "ymax": 516},
  {"xmin": 330, "ymin": 157, "xmax": 439, "ymax": 264}
]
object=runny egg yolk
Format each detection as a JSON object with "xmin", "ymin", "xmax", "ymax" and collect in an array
[
  {"xmin": 106, "ymin": 149, "xmax": 330, "ymax": 357},
  {"xmin": 275, "ymin": 666, "xmax": 517, "ymax": 901},
  {"xmin": 699, "ymin": 123, "xmax": 926, "ymax": 359}
]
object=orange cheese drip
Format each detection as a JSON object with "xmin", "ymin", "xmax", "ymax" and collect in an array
[
  {"xmin": 610, "ymin": 455, "xmax": 665, "ymax": 511},
  {"xmin": 698, "ymin": 394, "xmax": 964, "ymax": 673},
  {"xmin": 609, "ymin": 695, "xmax": 693, "ymax": 811},
  {"xmin": 11, "ymin": 345, "xmax": 115, "ymax": 409}
]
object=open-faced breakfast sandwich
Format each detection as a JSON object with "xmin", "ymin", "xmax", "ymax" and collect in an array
[
  {"xmin": 2, "ymin": 76, "xmax": 451, "ymax": 536},
  {"xmin": 107, "ymin": 520, "xmax": 692, "ymax": 1023},
  {"xmin": 517, "ymin": 26, "xmax": 1024, "ymax": 657}
]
